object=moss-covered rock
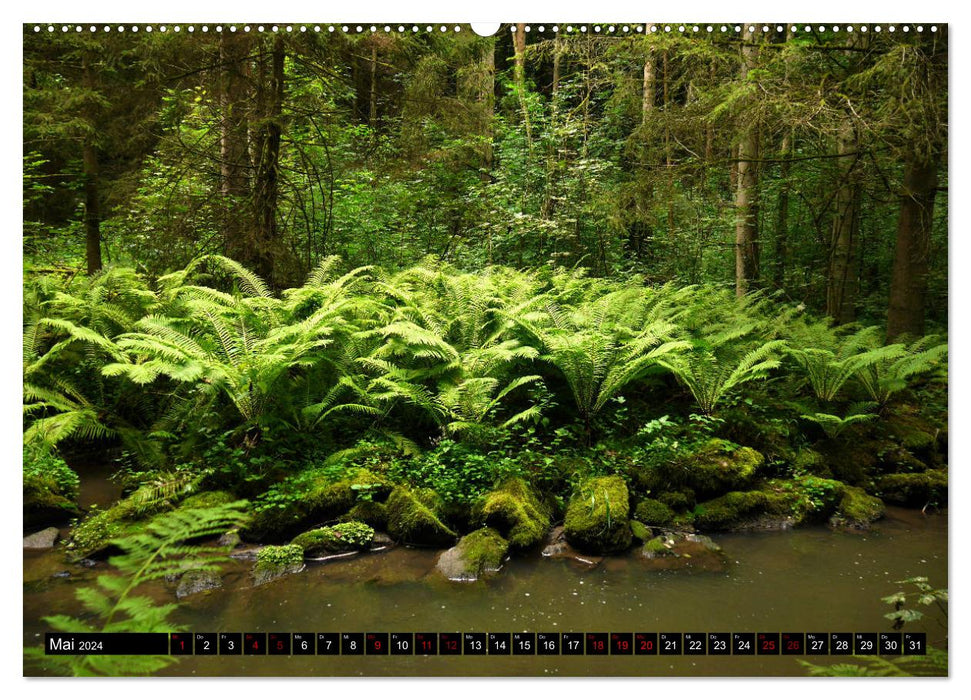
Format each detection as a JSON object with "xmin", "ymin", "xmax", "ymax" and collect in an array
[
  {"xmin": 791, "ymin": 448, "xmax": 830, "ymax": 477},
  {"xmin": 830, "ymin": 486, "xmax": 885, "ymax": 529},
  {"xmin": 291, "ymin": 521, "xmax": 375, "ymax": 556},
  {"xmin": 340, "ymin": 501, "xmax": 388, "ymax": 530},
  {"xmin": 306, "ymin": 469, "xmax": 392, "ymax": 517},
  {"xmin": 435, "ymin": 527, "xmax": 509, "ymax": 581},
  {"xmin": 875, "ymin": 470, "xmax": 948, "ymax": 507},
  {"xmin": 634, "ymin": 498, "xmax": 674, "ymax": 526},
  {"xmin": 252, "ymin": 544, "xmax": 305, "ymax": 586},
  {"xmin": 23, "ymin": 449, "xmax": 81, "ymax": 528},
  {"xmin": 242, "ymin": 468, "xmax": 392, "ymax": 542},
  {"xmin": 385, "ymin": 486, "xmax": 457, "ymax": 547},
  {"xmin": 657, "ymin": 489, "xmax": 695, "ymax": 512},
  {"xmin": 629, "ymin": 520, "xmax": 653, "ymax": 543},
  {"xmin": 179, "ymin": 490, "xmax": 236, "ymax": 509},
  {"xmin": 176, "ymin": 569, "xmax": 223, "ymax": 599},
  {"xmin": 564, "ymin": 475, "xmax": 632, "ymax": 554},
  {"xmin": 818, "ymin": 438, "xmax": 880, "ymax": 485},
  {"xmin": 64, "ymin": 504, "xmax": 137, "ymax": 560},
  {"xmin": 639, "ymin": 532, "xmax": 727, "ymax": 572},
  {"xmin": 884, "ymin": 408, "xmax": 942, "ymax": 458},
  {"xmin": 693, "ymin": 476, "xmax": 846, "ymax": 531},
  {"xmin": 693, "ymin": 491, "xmax": 770, "ymax": 531},
  {"xmin": 478, "ymin": 478, "xmax": 551, "ymax": 549},
  {"xmin": 24, "ymin": 471, "xmax": 81, "ymax": 528},
  {"xmin": 684, "ymin": 439, "xmax": 763, "ymax": 496}
]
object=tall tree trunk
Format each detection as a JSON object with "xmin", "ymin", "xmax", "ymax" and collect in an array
[
  {"xmin": 369, "ymin": 40, "xmax": 378, "ymax": 127},
  {"xmin": 513, "ymin": 23, "xmax": 532, "ymax": 148},
  {"xmin": 773, "ymin": 130, "xmax": 792, "ymax": 288},
  {"xmin": 734, "ymin": 26, "xmax": 760, "ymax": 296},
  {"xmin": 81, "ymin": 54, "xmax": 102, "ymax": 274},
  {"xmin": 641, "ymin": 50, "xmax": 655, "ymax": 125},
  {"xmin": 252, "ymin": 35, "xmax": 285, "ymax": 285},
  {"xmin": 82, "ymin": 142, "xmax": 102, "ymax": 275},
  {"xmin": 220, "ymin": 33, "xmax": 251, "ymax": 262},
  {"xmin": 826, "ymin": 119, "xmax": 862, "ymax": 323},
  {"xmin": 663, "ymin": 51, "xmax": 674, "ymax": 233},
  {"xmin": 482, "ymin": 39, "xmax": 495, "ymax": 174},
  {"xmin": 886, "ymin": 154, "xmax": 940, "ymax": 340}
]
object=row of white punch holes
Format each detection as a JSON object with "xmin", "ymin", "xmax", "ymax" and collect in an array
[{"xmin": 32, "ymin": 24, "xmax": 939, "ymax": 35}]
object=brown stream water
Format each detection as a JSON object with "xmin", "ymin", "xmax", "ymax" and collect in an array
[{"xmin": 23, "ymin": 475, "xmax": 947, "ymax": 677}]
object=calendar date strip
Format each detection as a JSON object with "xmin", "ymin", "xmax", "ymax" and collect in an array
[{"xmin": 45, "ymin": 631, "xmax": 927, "ymax": 657}]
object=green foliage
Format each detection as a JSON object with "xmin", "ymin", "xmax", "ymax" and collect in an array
[
  {"xmin": 291, "ymin": 521, "xmax": 375, "ymax": 555},
  {"xmin": 26, "ymin": 501, "xmax": 247, "ymax": 676},
  {"xmin": 882, "ymin": 577, "xmax": 948, "ymax": 629},
  {"xmin": 799, "ymin": 577, "xmax": 947, "ymax": 677},
  {"xmin": 23, "ymin": 446, "xmax": 79, "ymax": 500}
]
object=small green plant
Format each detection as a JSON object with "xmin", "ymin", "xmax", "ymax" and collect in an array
[
  {"xmin": 23, "ymin": 446, "xmax": 79, "ymax": 500},
  {"xmin": 798, "ymin": 577, "xmax": 947, "ymax": 677}
]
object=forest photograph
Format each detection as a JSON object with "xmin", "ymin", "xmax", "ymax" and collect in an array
[{"xmin": 22, "ymin": 22, "xmax": 948, "ymax": 677}]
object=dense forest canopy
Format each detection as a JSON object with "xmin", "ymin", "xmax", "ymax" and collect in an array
[{"xmin": 24, "ymin": 24, "xmax": 947, "ymax": 336}]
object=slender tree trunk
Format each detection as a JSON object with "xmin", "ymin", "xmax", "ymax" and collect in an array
[
  {"xmin": 82, "ymin": 142, "xmax": 102, "ymax": 275},
  {"xmin": 252, "ymin": 35, "xmax": 285, "ymax": 284},
  {"xmin": 369, "ymin": 40, "xmax": 378, "ymax": 127},
  {"xmin": 220, "ymin": 33, "xmax": 250, "ymax": 262},
  {"xmin": 663, "ymin": 51, "xmax": 674, "ymax": 233},
  {"xmin": 773, "ymin": 130, "xmax": 792, "ymax": 288},
  {"xmin": 513, "ymin": 23, "xmax": 532, "ymax": 148},
  {"xmin": 81, "ymin": 55, "xmax": 102, "ymax": 274},
  {"xmin": 886, "ymin": 154, "xmax": 940, "ymax": 340},
  {"xmin": 734, "ymin": 26, "xmax": 760, "ymax": 296},
  {"xmin": 826, "ymin": 119, "xmax": 862, "ymax": 323},
  {"xmin": 482, "ymin": 39, "xmax": 495, "ymax": 174},
  {"xmin": 641, "ymin": 51, "xmax": 655, "ymax": 125}
]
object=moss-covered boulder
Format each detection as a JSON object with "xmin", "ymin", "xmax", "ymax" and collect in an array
[
  {"xmin": 875, "ymin": 470, "xmax": 948, "ymax": 507},
  {"xmin": 64, "ymin": 503, "xmax": 139, "ymax": 560},
  {"xmin": 24, "ymin": 472, "xmax": 81, "ymax": 528},
  {"xmin": 242, "ymin": 468, "xmax": 392, "ymax": 542},
  {"xmin": 564, "ymin": 475, "xmax": 632, "ymax": 554},
  {"xmin": 339, "ymin": 501, "xmax": 388, "ymax": 530},
  {"xmin": 693, "ymin": 476, "xmax": 846, "ymax": 531},
  {"xmin": 657, "ymin": 489, "xmax": 695, "ymax": 512},
  {"xmin": 884, "ymin": 408, "xmax": 942, "ymax": 460},
  {"xmin": 180, "ymin": 490, "xmax": 236, "ymax": 509},
  {"xmin": 684, "ymin": 439, "xmax": 763, "ymax": 496},
  {"xmin": 23, "ymin": 449, "xmax": 81, "ymax": 528},
  {"xmin": 634, "ymin": 498, "xmax": 674, "ymax": 526},
  {"xmin": 435, "ymin": 527, "xmax": 509, "ymax": 581},
  {"xmin": 693, "ymin": 491, "xmax": 771, "ymax": 531},
  {"xmin": 386, "ymin": 486, "xmax": 457, "ymax": 547},
  {"xmin": 176, "ymin": 569, "xmax": 223, "ymax": 599},
  {"xmin": 291, "ymin": 521, "xmax": 375, "ymax": 556},
  {"xmin": 639, "ymin": 532, "xmax": 727, "ymax": 572},
  {"xmin": 830, "ymin": 486, "xmax": 886, "ymax": 530},
  {"xmin": 478, "ymin": 478, "xmax": 551, "ymax": 549},
  {"xmin": 629, "ymin": 520, "xmax": 652, "ymax": 543},
  {"xmin": 818, "ymin": 438, "xmax": 880, "ymax": 485},
  {"xmin": 252, "ymin": 544, "xmax": 305, "ymax": 586}
]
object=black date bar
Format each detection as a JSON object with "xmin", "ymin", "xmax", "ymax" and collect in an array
[{"xmin": 45, "ymin": 633, "xmax": 170, "ymax": 655}]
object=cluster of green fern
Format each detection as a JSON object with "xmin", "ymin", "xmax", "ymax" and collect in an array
[{"xmin": 23, "ymin": 257, "xmax": 946, "ymax": 472}]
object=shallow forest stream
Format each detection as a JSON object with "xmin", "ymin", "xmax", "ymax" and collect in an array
[{"xmin": 24, "ymin": 470, "xmax": 947, "ymax": 677}]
